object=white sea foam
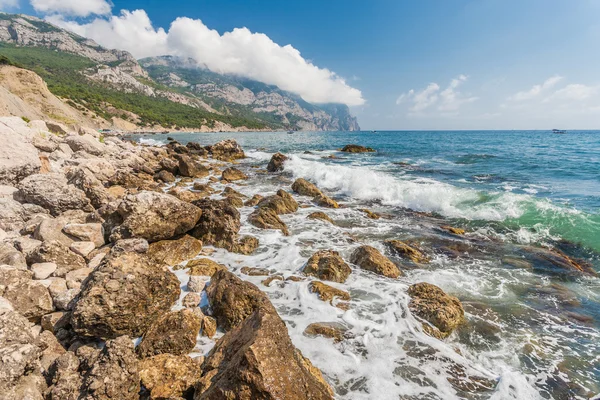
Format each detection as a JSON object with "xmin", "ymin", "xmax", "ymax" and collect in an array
[{"xmin": 138, "ymin": 137, "xmax": 165, "ymax": 146}]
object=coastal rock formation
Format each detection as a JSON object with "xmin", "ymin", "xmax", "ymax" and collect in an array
[
  {"xmin": 313, "ymin": 193, "xmax": 339, "ymax": 209},
  {"xmin": 139, "ymin": 354, "xmax": 202, "ymax": 399},
  {"xmin": 209, "ymin": 139, "xmax": 245, "ymax": 161},
  {"xmin": 407, "ymin": 282, "xmax": 465, "ymax": 339},
  {"xmin": 16, "ymin": 173, "xmax": 93, "ymax": 216},
  {"xmin": 267, "ymin": 152, "xmax": 288, "ymax": 172},
  {"xmin": 0, "ymin": 118, "xmax": 41, "ymax": 184},
  {"xmin": 191, "ymin": 199, "xmax": 241, "ymax": 250},
  {"xmin": 385, "ymin": 240, "xmax": 429, "ymax": 264},
  {"xmin": 186, "ymin": 258, "xmax": 228, "ymax": 277},
  {"xmin": 249, "ymin": 208, "xmax": 289, "ymax": 235},
  {"xmin": 71, "ymin": 252, "xmax": 181, "ymax": 339},
  {"xmin": 304, "ymin": 322, "xmax": 347, "ymax": 343},
  {"xmin": 195, "ymin": 307, "xmax": 334, "ymax": 400},
  {"xmin": 340, "ymin": 144, "xmax": 375, "ymax": 153},
  {"xmin": 292, "ymin": 178, "xmax": 322, "ymax": 197},
  {"xmin": 147, "ymin": 234, "xmax": 203, "ymax": 265},
  {"xmin": 309, "ymin": 281, "xmax": 351, "ymax": 306},
  {"xmin": 304, "ymin": 250, "xmax": 351, "ymax": 283},
  {"xmin": 350, "ymin": 245, "xmax": 402, "ymax": 278},
  {"xmin": 221, "ymin": 167, "xmax": 247, "ymax": 181},
  {"xmin": 137, "ymin": 309, "xmax": 202, "ymax": 358},
  {"xmin": 176, "ymin": 154, "xmax": 210, "ymax": 178},
  {"xmin": 257, "ymin": 189, "xmax": 299, "ymax": 214}
]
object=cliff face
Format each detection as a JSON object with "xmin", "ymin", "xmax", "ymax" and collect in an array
[{"xmin": 0, "ymin": 13, "xmax": 360, "ymax": 132}]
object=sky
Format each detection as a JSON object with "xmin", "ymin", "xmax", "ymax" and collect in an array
[{"xmin": 2, "ymin": 0, "xmax": 600, "ymax": 130}]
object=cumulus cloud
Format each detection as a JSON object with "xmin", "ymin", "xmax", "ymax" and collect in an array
[
  {"xmin": 31, "ymin": 0, "xmax": 111, "ymax": 17},
  {"xmin": 508, "ymin": 75, "xmax": 563, "ymax": 101},
  {"xmin": 396, "ymin": 75, "xmax": 477, "ymax": 113},
  {"xmin": 46, "ymin": 8, "xmax": 364, "ymax": 106},
  {"xmin": 0, "ymin": 0, "xmax": 19, "ymax": 9}
]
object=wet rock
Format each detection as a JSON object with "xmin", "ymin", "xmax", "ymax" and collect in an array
[
  {"xmin": 139, "ymin": 354, "xmax": 202, "ymax": 400},
  {"xmin": 249, "ymin": 208, "xmax": 289, "ymax": 235},
  {"xmin": 313, "ymin": 193, "xmax": 339, "ymax": 209},
  {"xmin": 0, "ymin": 309, "xmax": 41, "ymax": 389},
  {"xmin": 31, "ymin": 262, "xmax": 57, "ymax": 280},
  {"xmin": 231, "ymin": 236, "xmax": 259, "ymax": 255},
  {"xmin": 304, "ymin": 322, "xmax": 347, "ymax": 343},
  {"xmin": 195, "ymin": 307, "xmax": 334, "ymax": 400},
  {"xmin": 350, "ymin": 245, "xmax": 401, "ymax": 278},
  {"xmin": 80, "ymin": 336, "xmax": 139, "ymax": 400},
  {"xmin": 155, "ymin": 169, "xmax": 176, "ymax": 183},
  {"xmin": 176, "ymin": 154, "xmax": 210, "ymax": 178},
  {"xmin": 224, "ymin": 195, "xmax": 244, "ymax": 208},
  {"xmin": 113, "ymin": 191, "xmax": 202, "ymax": 243},
  {"xmin": 182, "ymin": 292, "xmax": 201, "ymax": 308},
  {"xmin": 441, "ymin": 225, "xmax": 465, "ymax": 235},
  {"xmin": 221, "ymin": 186, "xmax": 245, "ymax": 199},
  {"xmin": 16, "ymin": 173, "xmax": 92, "ymax": 216},
  {"xmin": 187, "ymin": 276, "xmax": 207, "ymax": 293},
  {"xmin": 262, "ymin": 275, "xmax": 284, "ymax": 287},
  {"xmin": 209, "ymin": 139, "xmax": 245, "ymax": 161},
  {"xmin": 206, "ymin": 269, "xmax": 275, "ymax": 331},
  {"xmin": 0, "ymin": 242, "xmax": 27, "ymax": 269},
  {"xmin": 71, "ymin": 252, "xmax": 180, "ymax": 339},
  {"xmin": 502, "ymin": 257, "xmax": 532, "ymax": 269},
  {"xmin": 267, "ymin": 152, "xmax": 288, "ymax": 172},
  {"xmin": 241, "ymin": 266, "xmax": 271, "ymax": 276},
  {"xmin": 340, "ymin": 144, "xmax": 375, "ymax": 153},
  {"xmin": 309, "ymin": 281, "xmax": 350, "ymax": 308},
  {"xmin": 202, "ymin": 315, "xmax": 217, "ymax": 338},
  {"xmin": 258, "ymin": 189, "xmax": 299, "ymax": 214},
  {"xmin": 359, "ymin": 208, "xmax": 381, "ymax": 219},
  {"xmin": 187, "ymin": 258, "xmax": 227, "ymax": 277},
  {"xmin": 308, "ymin": 211, "xmax": 334, "ymax": 224},
  {"xmin": 292, "ymin": 178, "xmax": 322, "ymax": 197},
  {"xmin": 304, "ymin": 250, "xmax": 351, "ymax": 283},
  {"xmin": 137, "ymin": 309, "xmax": 202, "ymax": 358},
  {"xmin": 63, "ymin": 223, "xmax": 104, "ymax": 248},
  {"xmin": 524, "ymin": 246, "xmax": 597, "ymax": 277},
  {"xmin": 221, "ymin": 167, "xmax": 248, "ymax": 181},
  {"xmin": 244, "ymin": 194, "xmax": 263, "ymax": 206},
  {"xmin": 407, "ymin": 282, "xmax": 465, "ymax": 339},
  {"xmin": 27, "ymin": 240, "xmax": 86, "ymax": 277},
  {"xmin": 385, "ymin": 240, "xmax": 429, "ymax": 264},
  {"xmin": 147, "ymin": 234, "xmax": 202, "ymax": 266},
  {"xmin": 190, "ymin": 199, "xmax": 240, "ymax": 250}
]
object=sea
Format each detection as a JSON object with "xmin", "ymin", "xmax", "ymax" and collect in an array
[{"xmin": 129, "ymin": 130, "xmax": 600, "ymax": 400}]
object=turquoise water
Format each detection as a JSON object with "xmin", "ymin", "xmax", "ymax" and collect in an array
[{"xmin": 131, "ymin": 130, "xmax": 600, "ymax": 399}]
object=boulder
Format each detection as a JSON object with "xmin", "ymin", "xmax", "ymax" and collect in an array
[
  {"xmin": 108, "ymin": 170, "xmax": 158, "ymax": 191},
  {"xmin": 257, "ymin": 189, "xmax": 298, "ymax": 214},
  {"xmin": 350, "ymin": 245, "xmax": 402, "ymax": 278},
  {"xmin": 71, "ymin": 252, "xmax": 181, "ymax": 339},
  {"xmin": 45, "ymin": 121, "xmax": 71, "ymax": 136},
  {"xmin": 147, "ymin": 234, "xmax": 202, "ymax": 266},
  {"xmin": 292, "ymin": 178, "xmax": 322, "ymax": 197},
  {"xmin": 267, "ymin": 152, "xmax": 288, "ymax": 172},
  {"xmin": 32, "ymin": 135, "xmax": 58, "ymax": 152},
  {"xmin": 0, "ymin": 122, "xmax": 41, "ymax": 184},
  {"xmin": 407, "ymin": 282, "xmax": 465, "ymax": 339},
  {"xmin": 209, "ymin": 139, "xmax": 245, "ymax": 161},
  {"xmin": 33, "ymin": 217, "xmax": 73, "ymax": 247},
  {"xmin": 187, "ymin": 276, "xmax": 207, "ymax": 293},
  {"xmin": 308, "ymin": 281, "xmax": 350, "ymax": 306},
  {"xmin": 139, "ymin": 354, "xmax": 202, "ymax": 400},
  {"xmin": 190, "ymin": 199, "xmax": 240, "ymax": 250},
  {"xmin": 304, "ymin": 322, "xmax": 347, "ymax": 343},
  {"xmin": 63, "ymin": 223, "xmax": 104, "ymax": 248},
  {"xmin": 159, "ymin": 157, "xmax": 179, "ymax": 175},
  {"xmin": 307, "ymin": 212, "xmax": 334, "ymax": 224},
  {"xmin": 27, "ymin": 240, "xmax": 86, "ymax": 277},
  {"xmin": 0, "ymin": 242, "xmax": 27, "ymax": 269},
  {"xmin": 340, "ymin": 144, "xmax": 375, "ymax": 153},
  {"xmin": 248, "ymin": 208, "xmax": 289, "ymax": 236},
  {"xmin": 37, "ymin": 330, "xmax": 66, "ymax": 373},
  {"xmin": 385, "ymin": 240, "xmax": 429, "ymax": 264},
  {"xmin": 16, "ymin": 173, "xmax": 92, "ymax": 216},
  {"xmin": 176, "ymin": 154, "xmax": 209, "ymax": 178},
  {"xmin": 195, "ymin": 307, "xmax": 334, "ymax": 400},
  {"xmin": 52, "ymin": 288, "xmax": 79, "ymax": 311},
  {"xmin": 231, "ymin": 235, "xmax": 259, "ymax": 255},
  {"xmin": 31, "ymin": 262, "xmax": 57, "ymax": 280},
  {"xmin": 441, "ymin": 225, "xmax": 466, "ymax": 235},
  {"xmin": 66, "ymin": 167, "xmax": 113, "ymax": 209},
  {"xmin": 45, "ymin": 352, "xmax": 81, "ymax": 400},
  {"xmin": 241, "ymin": 266, "xmax": 270, "ymax": 276},
  {"xmin": 65, "ymin": 134, "xmax": 106, "ymax": 156},
  {"xmin": 221, "ymin": 167, "xmax": 248, "ymax": 181},
  {"xmin": 155, "ymin": 170, "xmax": 176, "ymax": 183},
  {"xmin": 244, "ymin": 194, "xmax": 263, "ymax": 207},
  {"xmin": 182, "ymin": 292, "xmax": 201, "ymax": 308},
  {"xmin": 304, "ymin": 250, "xmax": 351, "ymax": 283},
  {"xmin": 69, "ymin": 241, "xmax": 95, "ymax": 257},
  {"xmin": 206, "ymin": 269, "xmax": 275, "ymax": 332},
  {"xmin": 186, "ymin": 258, "xmax": 227, "ymax": 277},
  {"xmin": 3, "ymin": 278, "xmax": 54, "ymax": 321},
  {"xmin": 0, "ymin": 198, "xmax": 31, "ymax": 232},
  {"xmin": 313, "ymin": 194, "xmax": 339, "ymax": 209},
  {"xmin": 137, "ymin": 309, "xmax": 202, "ymax": 358},
  {"xmin": 113, "ymin": 191, "xmax": 202, "ymax": 243},
  {"xmin": 111, "ymin": 238, "xmax": 148, "ymax": 255},
  {"xmin": 202, "ymin": 316, "xmax": 217, "ymax": 338}
]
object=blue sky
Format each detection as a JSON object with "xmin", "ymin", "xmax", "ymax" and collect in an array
[{"xmin": 4, "ymin": 0, "xmax": 600, "ymax": 129}]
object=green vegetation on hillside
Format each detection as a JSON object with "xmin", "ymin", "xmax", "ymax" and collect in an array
[{"xmin": 0, "ymin": 44, "xmax": 271, "ymax": 129}]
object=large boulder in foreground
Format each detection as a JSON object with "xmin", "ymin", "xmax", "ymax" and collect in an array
[
  {"xmin": 350, "ymin": 245, "xmax": 402, "ymax": 278},
  {"xmin": 147, "ymin": 234, "xmax": 202, "ymax": 266},
  {"xmin": 190, "ymin": 199, "xmax": 240, "ymax": 250},
  {"xmin": 71, "ymin": 252, "xmax": 181, "ymax": 339},
  {"xmin": 0, "ymin": 119, "xmax": 41, "ymax": 184},
  {"xmin": 195, "ymin": 307, "xmax": 334, "ymax": 400},
  {"xmin": 248, "ymin": 208, "xmax": 289, "ymax": 236},
  {"xmin": 206, "ymin": 269, "xmax": 275, "ymax": 332},
  {"xmin": 304, "ymin": 250, "xmax": 351, "ymax": 283},
  {"xmin": 267, "ymin": 152, "xmax": 288, "ymax": 172},
  {"xmin": 208, "ymin": 139, "xmax": 245, "ymax": 161},
  {"xmin": 16, "ymin": 173, "xmax": 92, "ymax": 216},
  {"xmin": 407, "ymin": 282, "xmax": 465, "ymax": 339},
  {"xmin": 137, "ymin": 309, "xmax": 201, "ymax": 358},
  {"xmin": 113, "ymin": 191, "xmax": 202, "ymax": 242}
]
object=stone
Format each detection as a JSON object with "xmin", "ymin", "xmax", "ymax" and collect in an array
[
  {"xmin": 231, "ymin": 235, "xmax": 259, "ymax": 255},
  {"xmin": 111, "ymin": 238, "xmax": 148, "ymax": 255},
  {"xmin": 65, "ymin": 134, "xmax": 106, "ymax": 156},
  {"xmin": 244, "ymin": 194, "xmax": 263, "ymax": 207},
  {"xmin": 308, "ymin": 211, "xmax": 334, "ymax": 224},
  {"xmin": 309, "ymin": 281, "xmax": 351, "ymax": 306},
  {"xmin": 304, "ymin": 250, "xmax": 351, "ymax": 283},
  {"xmin": 113, "ymin": 191, "xmax": 202, "ymax": 243},
  {"xmin": 33, "ymin": 218, "xmax": 72, "ymax": 247},
  {"xmin": 359, "ymin": 208, "xmax": 381, "ymax": 219},
  {"xmin": 407, "ymin": 282, "xmax": 465, "ymax": 339},
  {"xmin": 69, "ymin": 241, "xmax": 95, "ymax": 257},
  {"xmin": 139, "ymin": 354, "xmax": 202, "ymax": 400},
  {"xmin": 65, "ymin": 268, "xmax": 93, "ymax": 286},
  {"xmin": 0, "ymin": 121, "xmax": 41, "ymax": 184},
  {"xmin": 108, "ymin": 171, "xmax": 158, "ymax": 191},
  {"xmin": 137, "ymin": 309, "xmax": 202, "ymax": 358},
  {"xmin": 176, "ymin": 154, "xmax": 209, "ymax": 178},
  {"xmin": 63, "ymin": 223, "xmax": 104, "ymax": 248},
  {"xmin": 53, "ymin": 288, "xmax": 79, "ymax": 311},
  {"xmin": 147, "ymin": 235, "xmax": 202, "ymax": 266},
  {"xmin": 80, "ymin": 336, "xmax": 139, "ymax": 400},
  {"xmin": 2, "ymin": 279, "xmax": 54, "ymax": 321},
  {"xmin": 31, "ymin": 262, "xmax": 57, "ymax": 280},
  {"xmin": 27, "ymin": 240, "xmax": 86, "ymax": 277},
  {"xmin": 159, "ymin": 157, "xmax": 179, "ymax": 174},
  {"xmin": 41, "ymin": 311, "xmax": 70, "ymax": 334},
  {"xmin": 195, "ymin": 307, "xmax": 334, "ymax": 399},
  {"xmin": 16, "ymin": 173, "xmax": 92, "ymax": 216},
  {"xmin": 240, "ymin": 266, "xmax": 270, "ymax": 276},
  {"xmin": 0, "ymin": 242, "xmax": 27, "ymax": 269},
  {"xmin": 313, "ymin": 194, "xmax": 339, "ymax": 209},
  {"xmin": 304, "ymin": 322, "xmax": 347, "ymax": 343},
  {"xmin": 190, "ymin": 199, "xmax": 240, "ymax": 250},
  {"xmin": 257, "ymin": 189, "xmax": 298, "ymax": 214},
  {"xmin": 385, "ymin": 240, "xmax": 429, "ymax": 264},
  {"xmin": 187, "ymin": 258, "xmax": 227, "ymax": 277},
  {"xmin": 206, "ymin": 269, "xmax": 275, "ymax": 332},
  {"xmin": 292, "ymin": 178, "xmax": 322, "ymax": 197},
  {"xmin": 340, "ymin": 144, "xmax": 375, "ymax": 153},
  {"xmin": 37, "ymin": 330, "xmax": 66, "ymax": 373},
  {"xmin": 0, "ymin": 198, "xmax": 30, "ymax": 232},
  {"xmin": 202, "ymin": 316, "xmax": 217, "ymax": 338},
  {"xmin": 441, "ymin": 225, "xmax": 466, "ymax": 235},
  {"xmin": 267, "ymin": 152, "xmax": 288, "ymax": 172},
  {"xmin": 182, "ymin": 292, "xmax": 201, "ymax": 308},
  {"xmin": 71, "ymin": 252, "xmax": 180, "ymax": 339},
  {"xmin": 249, "ymin": 208, "xmax": 289, "ymax": 236},
  {"xmin": 45, "ymin": 121, "xmax": 71, "ymax": 136},
  {"xmin": 221, "ymin": 167, "xmax": 247, "ymax": 181},
  {"xmin": 66, "ymin": 167, "xmax": 113, "ymax": 209},
  {"xmin": 187, "ymin": 276, "xmax": 207, "ymax": 293},
  {"xmin": 45, "ymin": 351, "xmax": 82, "ymax": 400},
  {"xmin": 209, "ymin": 139, "xmax": 245, "ymax": 161},
  {"xmin": 350, "ymin": 245, "xmax": 402, "ymax": 278},
  {"xmin": 167, "ymin": 186, "xmax": 208, "ymax": 203},
  {"xmin": 156, "ymin": 169, "xmax": 176, "ymax": 183},
  {"xmin": 32, "ymin": 135, "xmax": 58, "ymax": 152}
]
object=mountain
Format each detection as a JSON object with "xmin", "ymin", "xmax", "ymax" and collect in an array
[{"xmin": 0, "ymin": 13, "xmax": 360, "ymax": 131}]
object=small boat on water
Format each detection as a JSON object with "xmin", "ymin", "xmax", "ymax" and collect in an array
[{"xmin": 552, "ymin": 129, "xmax": 566, "ymax": 134}]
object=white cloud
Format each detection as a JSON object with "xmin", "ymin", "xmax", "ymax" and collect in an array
[
  {"xmin": 31, "ymin": 0, "xmax": 111, "ymax": 17},
  {"xmin": 47, "ymin": 9, "xmax": 364, "ymax": 106},
  {"xmin": 544, "ymin": 83, "xmax": 598, "ymax": 102},
  {"xmin": 0, "ymin": 0, "xmax": 19, "ymax": 9},
  {"xmin": 396, "ymin": 75, "xmax": 476, "ymax": 114},
  {"xmin": 508, "ymin": 75, "xmax": 563, "ymax": 101}
]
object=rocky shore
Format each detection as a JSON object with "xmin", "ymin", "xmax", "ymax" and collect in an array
[{"xmin": 0, "ymin": 116, "xmax": 596, "ymax": 399}]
